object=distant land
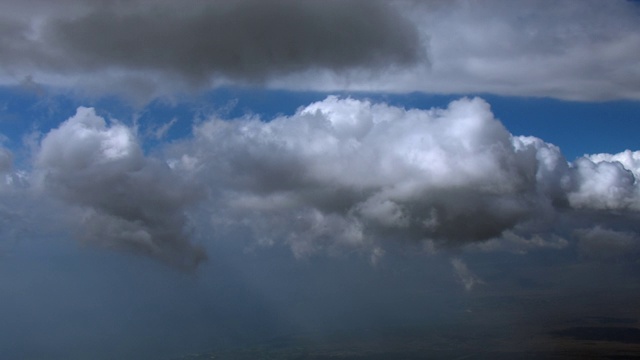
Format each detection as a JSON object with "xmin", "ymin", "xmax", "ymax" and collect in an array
[{"xmin": 172, "ymin": 316, "xmax": 640, "ymax": 360}]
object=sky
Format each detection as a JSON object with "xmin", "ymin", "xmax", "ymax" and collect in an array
[{"xmin": 1, "ymin": 1, "xmax": 640, "ymax": 359}]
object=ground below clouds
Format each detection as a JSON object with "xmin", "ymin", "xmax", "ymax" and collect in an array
[{"xmin": 171, "ymin": 286, "xmax": 640, "ymax": 360}]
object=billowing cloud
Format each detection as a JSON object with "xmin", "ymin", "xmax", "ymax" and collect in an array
[
  {"xmin": 170, "ymin": 97, "xmax": 545, "ymax": 256},
  {"xmin": 6, "ymin": 96, "xmax": 637, "ymax": 268},
  {"xmin": 162, "ymin": 96, "xmax": 640, "ymax": 259},
  {"xmin": 568, "ymin": 157, "xmax": 640, "ymax": 211},
  {"xmin": 35, "ymin": 107, "xmax": 205, "ymax": 270},
  {"xmin": 469, "ymin": 231, "xmax": 569, "ymax": 254},
  {"xmin": 1, "ymin": 0, "xmax": 639, "ymax": 100},
  {"xmin": 587, "ymin": 150, "xmax": 640, "ymax": 179}
]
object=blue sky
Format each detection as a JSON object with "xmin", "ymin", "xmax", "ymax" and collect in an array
[{"xmin": 1, "ymin": 1, "xmax": 640, "ymax": 359}]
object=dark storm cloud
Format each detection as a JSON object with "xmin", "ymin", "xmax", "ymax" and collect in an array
[{"xmin": 33, "ymin": 0, "xmax": 423, "ymax": 83}]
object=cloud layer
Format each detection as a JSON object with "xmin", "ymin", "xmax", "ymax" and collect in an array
[
  {"xmin": 1, "ymin": 0, "xmax": 639, "ymax": 100},
  {"xmin": 3, "ymin": 96, "xmax": 636, "ymax": 268}
]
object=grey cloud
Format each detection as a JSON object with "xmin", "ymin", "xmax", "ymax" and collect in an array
[
  {"xmin": 22, "ymin": 0, "xmax": 423, "ymax": 84},
  {"xmin": 176, "ymin": 97, "xmax": 550, "ymax": 253},
  {"xmin": 23, "ymin": 96, "xmax": 640, "ymax": 266},
  {"xmin": 2, "ymin": 0, "xmax": 640, "ymax": 101},
  {"xmin": 0, "ymin": 146, "xmax": 12, "ymax": 174},
  {"xmin": 0, "ymin": 17, "xmax": 38, "ymax": 70},
  {"xmin": 575, "ymin": 226, "xmax": 640, "ymax": 261},
  {"xmin": 400, "ymin": 0, "xmax": 640, "ymax": 100},
  {"xmin": 451, "ymin": 258, "xmax": 483, "ymax": 291},
  {"xmin": 36, "ymin": 107, "xmax": 205, "ymax": 270},
  {"xmin": 568, "ymin": 158, "xmax": 639, "ymax": 210}
]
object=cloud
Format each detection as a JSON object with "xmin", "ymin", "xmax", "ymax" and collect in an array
[
  {"xmin": 568, "ymin": 157, "xmax": 640, "ymax": 211},
  {"xmin": 2, "ymin": 0, "xmax": 639, "ymax": 100},
  {"xmin": 149, "ymin": 117, "xmax": 177, "ymax": 140},
  {"xmin": 469, "ymin": 231, "xmax": 569, "ymax": 254},
  {"xmin": 587, "ymin": 150, "xmax": 640, "ymax": 179},
  {"xmin": 0, "ymin": 0, "xmax": 424, "ymax": 100},
  {"xmin": 52, "ymin": 0, "xmax": 421, "ymax": 78},
  {"xmin": 161, "ymin": 96, "xmax": 640, "ymax": 259},
  {"xmin": 7, "ymin": 96, "xmax": 638, "ymax": 268},
  {"xmin": 575, "ymin": 226, "xmax": 640, "ymax": 261},
  {"xmin": 394, "ymin": 0, "xmax": 640, "ymax": 101},
  {"xmin": 451, "ymin": 258, "xmax": 483, "ymax": 291},
  {"xmin": 35, "ymin": 107, "xmax": 205, "ymax": 270},
  {"xmin": 0, "ymin": 145, "xmax": 12, "ymax": 175},
  {"xmin": 171, "ymin": 96, "xmax": 547, "ymax": 255}
]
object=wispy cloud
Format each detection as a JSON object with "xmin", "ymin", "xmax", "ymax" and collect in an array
[{"xmin": 0, "ymin": 0, "xmax": 423, "ymax": 100}]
